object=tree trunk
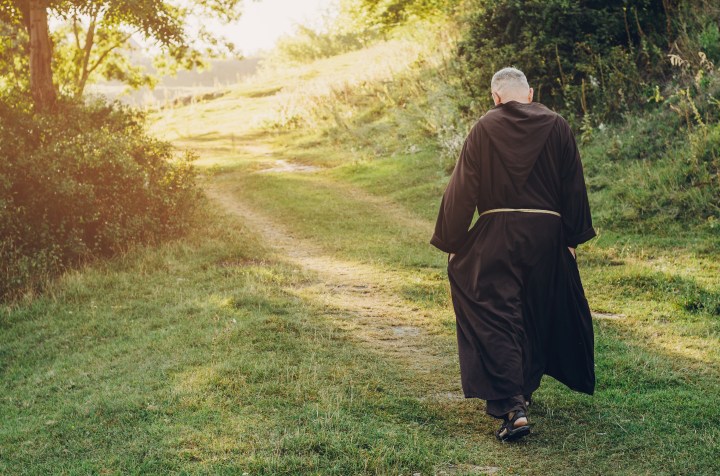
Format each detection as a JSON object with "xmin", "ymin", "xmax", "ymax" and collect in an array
[
  {"xmin": 27, "ymin": 0, "xmax": 57, "ymax": 110},
  {"xmin": 75, "ymin": 13, "xmax": 97, "ymax": 98}
]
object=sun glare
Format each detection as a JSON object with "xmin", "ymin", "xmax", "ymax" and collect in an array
[{"xmin": 220, "ymin": 0, "xmax": 337, "ymax": 55}]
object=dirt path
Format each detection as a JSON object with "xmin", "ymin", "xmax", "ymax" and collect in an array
[{"xmin": 205, "ymin": 183, "xmax": 460, "ymax": 395}]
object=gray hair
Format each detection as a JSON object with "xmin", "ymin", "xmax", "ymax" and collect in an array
[{"xmin": 491, "ymin": 67, "xmax": 529, "ymax": 94}]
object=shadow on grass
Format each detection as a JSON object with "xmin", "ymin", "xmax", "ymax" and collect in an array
[
  {"xmin": 3, "ymin": 208, "xmax": 718, "ymax": 475},
  {"xmin": 178, "ymin": 129, "xmax": 275, "ymax": 147},
  {"xmin": 610, "ymin": 271, "xmax": 720, "ymax": 316}
]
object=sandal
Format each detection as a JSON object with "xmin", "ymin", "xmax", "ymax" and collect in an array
[{"xmin": 495, "ymin": 410, "xmax": 531, "ymax": 442}]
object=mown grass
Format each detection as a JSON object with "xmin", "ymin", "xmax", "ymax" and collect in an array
[
  {"xmin": 0, "ymin": 205, "xmax": 470, "ymax": 474},
  {"xmin": 3, "ymin": 40, "xmax": 719, "ymax": 474},
  {"xmin": 3, "ymin": 187, "xmax": 718, "ymax": 475}
]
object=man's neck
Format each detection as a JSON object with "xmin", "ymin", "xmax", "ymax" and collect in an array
[{"xmin": 501, "ymin": 98, "xmax": 531, "ymax": 105}]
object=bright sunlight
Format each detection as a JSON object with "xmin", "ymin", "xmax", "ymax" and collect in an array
[{"xmin": 2, "ymin": 1, "xmax": 718, "ymax": 474}]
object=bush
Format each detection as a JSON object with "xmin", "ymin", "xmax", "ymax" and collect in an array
[
  {"xmin": 455, "ymin": 0, "xmax": 713, "ymax": 124},
  {"xmin": 0, "ymin": 98, "xmax": 199, "ymax": 301},
  {"xmin": 272, "ymin": 25, "xmax": 377, "ymax": 64}
]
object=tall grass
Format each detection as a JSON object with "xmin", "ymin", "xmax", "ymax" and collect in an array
[
  {"xmin": 262, "ymin": 26, "xmax": 470, "ymax": 174},
  {"xmin": 260, "ymin": 17, "xmax": 720, "ymax": 234}
]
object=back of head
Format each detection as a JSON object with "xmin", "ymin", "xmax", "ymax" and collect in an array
[
  {"xmin": 481, "ymin": 67, "xmax": 557, "ymax": 180},
  {"xmin": 491, "ymin": 67, "xmax": 530, "ymax": 97}
]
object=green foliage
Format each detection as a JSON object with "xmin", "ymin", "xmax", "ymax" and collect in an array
[
  {"xmin": 698, "ymin": 21, "xmax": 720, "ymax": 64},
  {"xmin": 354, "ymin": 0, "xmax": 460, "ymax": 29},
  {"xmin": 49, "ymin": 0, "xmax": 242, "ymax": 97},
  {"xmin": 457, "ymin": 0, "xmax": 672, "ymax": 123},
  {"xmin": 51, "ymin": 17, "xmax": 157, "ymax": 97},
  {"xmin": 579, "ymin": 102, "xmax": 719, "ymax": 232},
  {"xmin": 0, "ymin": 97, "xmax": 199, "ymax": 301},
  {"xmin": 0, "ymin": 0, "xmax": 244, "ymax": 100},
  {"xmin": 272, "ymin": 24, "xmax": 377, "ymax": 64},
  {"xmin": 0, "ymin": 19, "xmax": 26, "ymax": 92}
]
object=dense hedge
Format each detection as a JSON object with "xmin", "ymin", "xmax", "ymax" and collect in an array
[
  {"xmin": 0, "ymin": 98, "xmax": 199, "ymax": 300},
  {"xmin": 456, "ymin": 0, "xmax": 719, "ymax": 124}
]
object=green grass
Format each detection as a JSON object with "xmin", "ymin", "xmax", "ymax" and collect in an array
[
  {"xmin": 0, "ymin": 206, "xmax": 470, "ymax": 474},
  {"xmin": 580, "ymin": 108, "xmax": 720, "ymax": 234},
  {"xmin": 2, "ymin": 40, "xmax": 720, "ymax": 474},
  {"xmin": 215, "ymin": 170, "xmax": 438, "ymax": 269},
  {"xmin": 2, "ymin": 203, "xmax": 718, "ymax": 474}
]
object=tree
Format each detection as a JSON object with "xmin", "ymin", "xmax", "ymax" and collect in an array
[
  {"xmin": 353, "ymin": 0, "xmax": 458, "ymax": 29},
  {"xmin": 54, "ymin": 5, "xmax": 156, "ymax": 97},
  {"xmin": 0, "ymin": 0, "xmax": 58, "ymax": 109},
  {"xmin": 0, "ymin": 0, "xmax": 243, "ymax": 110}
]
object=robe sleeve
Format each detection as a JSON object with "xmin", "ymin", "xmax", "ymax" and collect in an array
[
  {"xmin": 558, "ymin": 118, "xmax": 596, "ymax": 247},
  {"xmin": 430, "ymin": 125, "xmax": 482, "ymax": 254}
]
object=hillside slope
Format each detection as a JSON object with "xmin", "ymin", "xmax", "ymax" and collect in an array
[
  {"xmin": 1, "ymin": 40, "xmax": 718, "ymax": 474},
  {"xmin": 153, "ymin": 40, "xmax": 720, "ymax": 472}
]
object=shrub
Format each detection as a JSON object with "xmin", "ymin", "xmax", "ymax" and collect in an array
[
  {"xmin": 455, "ymin": 0, "xmax": 713, "ymax": 124},
  {"xmin": 272, "ymin": 25, "xmax": 376, "ymax": 64},
  {"xmin": 0, "ymin": 97, "xmax": 199, "ymax": 301}
]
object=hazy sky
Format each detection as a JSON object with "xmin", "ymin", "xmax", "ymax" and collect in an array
[
  {"xmin": 51, "ymin": 0, "xmax": 338, "ymax": 59},
  {"xmin": 222, "ymin": 0, "xmax": 337, "ymax": 55}
]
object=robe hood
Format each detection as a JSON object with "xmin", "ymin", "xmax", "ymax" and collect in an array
[{"xmin": 478, "ymin": 101, "xmax": 558, "ymax": 193}]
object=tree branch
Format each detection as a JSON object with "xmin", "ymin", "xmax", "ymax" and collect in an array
[
  {"xmin": 76, "ymin": 6, "xmax": 100, "ymax": 96},
  {"xmin": 72, "ymin": 13, "xmax": 81, "ymax": 51},
  {"xmin": 72, "ymin": 12, "xmax": 82, "ymax": 87},
  {"xmin": 86, "ymin": 31, "xmax": 134, "ymax": 77}
]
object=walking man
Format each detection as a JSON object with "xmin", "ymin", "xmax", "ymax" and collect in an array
[{"xmin": 431, "ymin": 67, "xmax": 596, "ymax": 441}]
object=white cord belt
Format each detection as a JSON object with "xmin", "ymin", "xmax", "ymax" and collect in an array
[{"xmin": 479, "ymin": 208, "xmax": 561, "ymax": 218}]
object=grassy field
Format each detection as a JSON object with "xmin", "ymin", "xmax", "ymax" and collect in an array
[{"xmin": 2, "ymin": 40, "xmax": 719, "ymax": 474}]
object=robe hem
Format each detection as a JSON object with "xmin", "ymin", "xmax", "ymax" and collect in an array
[
  {"xmin": 545, "ymin": 372, "xmax": 595, "ymax": 396},
  {"xmin": 461, "ymin": 393, "xmax": 532, "ymax": 401},
  {"xmin": 462, "ymin": 384, "xmax": 593, "ymax": 400},
  {"xmin": 460, "ymin": 387, "xmax": 539, "ymax": 401}
]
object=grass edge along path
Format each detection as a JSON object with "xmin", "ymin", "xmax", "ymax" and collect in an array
[
  {"xmin": 0, "ymin": 202, "xmax": 483, "ymax": 475},
  {"xmin": 204, "ymin": 163, "xmax": 720, "ymax": 475},
  {"xmin": 2, "ymin": 176, "xmax": 717, "ymax": 474}
]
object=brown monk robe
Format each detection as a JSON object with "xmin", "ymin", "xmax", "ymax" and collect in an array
[{"xmin": 431, "ymin": 94, "xmax": 596, "ymax": 433}]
